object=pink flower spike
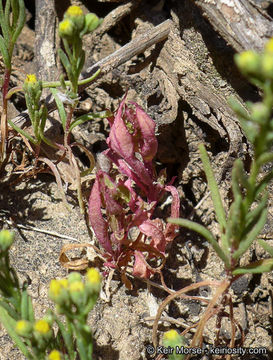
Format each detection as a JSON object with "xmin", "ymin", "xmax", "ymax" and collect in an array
[
  {"xmin": 131, "ymin": 102, "xmax": 158, "ymax": 162},
  {"xmin": 107, "ymin": 96, "xmax": 134, "ymax": 160}
]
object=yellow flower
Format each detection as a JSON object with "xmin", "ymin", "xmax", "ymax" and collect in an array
[
  {"xmin": 49, "ymin": 279, "xmax": 69, "ymax": 306},
  {"xmin": 86, "ymin": 268, "xmax": 101, "ymax": 295},
  {"xmin": 234, "ymin": 51, "xmax": 261, "ymax": 77},
  {"xmin": 69, "ymin": 280, "xmax": 84, "ymax": 293},
  {"xmin": 86, "ymin": 268, "xmax": 101, "ymax": 285},
  {"xmin": 64, "ymin": 5, "xmax": 84, "ymax": 32},
  {"xmin": 0, "ymin": 229, "xmax": 14, "ymax": 251},
  {"xmin": 25, "ymin": 74, "xmax": 37, "ymax": 84},
  {"xmin": 48, "ymin": 350, "xmax": 62, "ymax": 360},
  {"xmin": 66, "ymin": 5, "xmax": 83, "ymax": 18},
  {"xmin": 15, "ymin": 320, "xmax": 32, "ymax": 337},
  {"xmin": 163, "ymin": 329, "xmax": 180, "ymax": 341},
  {"xmin": 34, "ymin": 319, "xmax": 50, "ymax": 334},
  {"xmin": 59, "ymin": 19, "xmax": 75, "ymax": 38}
]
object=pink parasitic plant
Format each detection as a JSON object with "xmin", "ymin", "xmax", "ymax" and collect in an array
[{"xmin": 88, "ymin": 96, "xmax": 180, "ymax": 280}]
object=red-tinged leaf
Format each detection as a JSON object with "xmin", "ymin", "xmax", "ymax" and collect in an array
[
  {"xmin": 88, "ymin": 172, "xmax": 113, "ymax": 255},
  {"xmin": 164, "ymin": 185, "xmax": 180, "ymax": 242},
  {"xmin": 139, "ymin": 219, "xmax": 166, "ymax": 253},
  {"xmin": 132, "ymin": 250, "xmax": 151, "ymax": 278},
  {"xmin": 131, "ymin": 102, "xmax": 158, "ymax": 162},
  {"xmin": 104, "ymin": 149, "xmax": 152, "ymax": 196}
]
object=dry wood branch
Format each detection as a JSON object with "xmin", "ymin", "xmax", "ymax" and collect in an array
[
  {"xmin": 90, "ymin": 0, "xmax": 141, "ymax": 38},
  {"xmin": 194, "ymin": 0, "xmax": 273, "ymax": 52}
]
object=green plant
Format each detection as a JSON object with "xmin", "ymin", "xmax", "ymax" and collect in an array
[
  {"xmin": 0, "ymin": 229, "xmax": 101, "ymax": 360},
  {"xmin": 0, "ymin": 2, "xmax": 110, "ymax": 212},
  {"xmin": 153, "ymin": 38, "xmax": 273, "ymax": 356},
  {"xmin": 0, "ymin": 0, "xmax": 25, "ymax": 165}
]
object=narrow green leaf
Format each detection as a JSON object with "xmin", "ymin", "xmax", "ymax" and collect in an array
[
  {"xmin": 232, "ymin": 159, "xmax": 249, "ymax": 193},
  {"xmin": 27, "ymin": 296, "xmax": 35, "ymax": 323},
  {"xmin": 256, "ymin": 152, "xmax": 273, "ymax": 169},
  {"xmin": 69, "ymin": 110, "xmax": 112, "ymax": 131},
  {"xmin": 244, "ymin": 193, "xmax": 268, "ymax": 237},
  {"xmin": 199, "ymin": 144, "xmax": 227, "ymax": 232},
  {"xmin": 258, "ymin": 239, "xmax": 273, "ymax": 257},
  {"xmin": 8, "ymin": 119, "xmax": 37, "ymax": 145},
  {"xmin": 55, "ymin": 317, "xmax": 75, "ymax": 359},
  {"xmin": 50, "ymin": 88, "xmax": 67, "ymax": 130},
  {"xmin": 11, "ymin": 0, "xmax": 25, "ymax": 44},
  {"xmin": 232, "ymin": 258, "xmax": 273, "ymax": 275},
  {"xmin": 254, "ymin": 170, "xmax": 273, "ymax": 198},
  {"xmin": 228, "ymin": 97, "xmax": 250, "ymax": 121},
  {"xmin": 232, "ymin": 207, "xmax": 268, "ymax": 260},
  {"xmin": 20, "ymin": 285, "xmax": 29, "ymax": 320},
  {"xmin": 0, "ymin": 306, "xmax": 32, "ymax": 358},
  {"xmin": 225, "ymin": 194, "xmax": 243, "ymax": 250},
  {"xmin": 0, "ymin": 35, "xmax": 11, "ymax": 68},
  {"xmin": 0, "ymin": 0, "xmax": 11, "ymax": 41},
  {"xmin": 10, "ymin": 0, "xmax": 19, "ymax": 31},
  {"xmin": 0, "ymin": 300, "xmax": 19, "ymax": 320},
  {"xmin": 58, "ymin": 48, "xmax": 72, "ymax": 79},
  {"xmin": 168, "ymin": 217, "xmax": 230, "ymax": 268}
]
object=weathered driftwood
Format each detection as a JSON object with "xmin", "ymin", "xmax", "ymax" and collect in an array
[
  {"xmin": 193, "ymin": 0, "xmax": 273, "ymax": 52},
  {"xmin": 34, "ymin": 0, "xmax": 58, "ymax": 82}
]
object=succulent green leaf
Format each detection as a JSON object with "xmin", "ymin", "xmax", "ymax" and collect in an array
[
  {"xmin": 199, "ymin": 144, "xmax": 227, "ymax": 232},
  {"xmin": 69, "ymin": 110, "xmax": 112, "ymax": 131},
  {"xmin": 58, "ymin": 48, "xmax": 72, "ymax": 79},
  {"xmin": 50, "ymin": 88, "xmax": 67, "ymax": 130},
  {"xmin": 0, "ymin": 35, "xmax": 11, "ymax": 68},
  {"xmin": 11, "ymin": 0, "xmax": 25, "ymax": 44},
  {"xmin": 232, "ymin": 258, "xmax": 273, "ymax": 275},
  {"xmin": 232, "ymin": 206, "xmax": 268, "ymax": 260},
  {"xmin": 258, "ymin": 239, "xmax": 273, "ymax": 257},
  {"xmin": 8, "ymin": 118, "xmax": 37, "ymax": 145}
]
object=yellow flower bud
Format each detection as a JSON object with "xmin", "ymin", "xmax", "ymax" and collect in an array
[
  {"xmin": 49, "ymin": 279, "xmax": 69, "ymax": 305},
  {"xmin": 84, "ymin": 13, "xmax": 102, "ymax": 33},
  {"xmin": 69, "ymin": 280, "xmax": 86, "ymax": 306},
  {"xmin": 48, "ymin": 350, "xmax": 62, "ymax": 360},
  {"xmin": 15, "ymin": 320, "xmax": 32, "ymax": 337},
  {"xmin": 69, "ymin": 280, "xmax": 84, "ymax": 293},
  {"xmin": 66, "ymin": 5, "xmax": 83, "ymax": 18},
  {"xmin": 162, "ymin": 329, "xmax": 186, "ymax": 349},
  {"xmin": 34, "ymin": 319, "xmax": 50, "ymax": 335},
  {"xmin": 25, "ymin": 74, "xmax": 37, "ymax": 84},
  {"xmin": 251, "ymin": 102, "xmax": 271, "ymax": 124},
  {"xmin": 235, "ymin": 51, "xmax": 261, "ymax": 76},
  {"xmin": 163, "ymin": 329, "xmax": 181, "ymax": 342},
  {"xmin": 59, "ymin": 18, "xmax": 75, "ymax": 38},
  {"xmin": 0, "ymin": 230, "xmax": 14, "ymax": 251},
  {"xmin": 64, "ymin": 5, "xmax": 85, "ymax": 32},
  {"xmin": 86, "ymin": 268, "xmax": 101, "ymax": 294}
]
